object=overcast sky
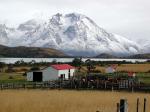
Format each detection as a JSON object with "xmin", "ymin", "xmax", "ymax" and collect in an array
[{"xmin": 0, "ymin": 0, "xmax": 150, "ymax": 41}]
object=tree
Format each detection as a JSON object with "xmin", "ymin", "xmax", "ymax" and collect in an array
[
  {"xmin": 52, "ymin": 59, "xmax": 57, "ymax": 64},
  {"xmin": 72, "ymin": 58, "xmax": 83, "ymax": 72},
  {"xmin": 85, "ymin": 59, "xmax": 95, "ymax": 74},
  {"xmin": 0, "ymin": 62, "xmax": 6, "ymax": 72},
  {"xmin": 72, "ymin": 58, "xmax": 83, "ymax": 67},
  {"xmin": 6, "ymin": 64, "xmax": 14, "ymax": 73}
]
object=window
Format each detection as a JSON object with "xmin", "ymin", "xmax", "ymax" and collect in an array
[{"xmin": 60, "ymin": 74, "xmax": 65, "ymax": 80}]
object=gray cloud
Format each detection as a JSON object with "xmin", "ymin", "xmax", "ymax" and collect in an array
[{"xmin": 0, "ymin": 0, "xmax": 150, "ymax": 41}]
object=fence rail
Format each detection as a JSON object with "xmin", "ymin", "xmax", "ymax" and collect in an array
[{"xmin": 0, "ymin": 80, "xmax": 150, "ymax": 92}]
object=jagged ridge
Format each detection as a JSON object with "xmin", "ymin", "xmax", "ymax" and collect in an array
[{"xmin": 0, "ymin": 13, "xmax": 143, "ymax": 57}]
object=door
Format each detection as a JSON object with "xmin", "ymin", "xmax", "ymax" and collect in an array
[
  {"xmin": 60, "ymin": 74, "xmax": 65, "ymax": 80},
  {"xmin": 33, "ymin": 72, "xmax": 42, "ymax": 82}
]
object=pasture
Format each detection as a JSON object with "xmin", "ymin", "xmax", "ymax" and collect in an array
[
  {"xmin": 82, "ymin": 64, "xmax": 150, "ymax": 73},
  {"xmin": 0, "ymin": 64, "xmax": 150, "ymax": 83},
  {"xmin": 0, "ymin": 90, "xmax": 149, "ymax": 112}
]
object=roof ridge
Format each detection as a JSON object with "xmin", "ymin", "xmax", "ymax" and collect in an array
[{"xmin": 51, "ymin": 64, "xmax": 75, "ymax": 70}]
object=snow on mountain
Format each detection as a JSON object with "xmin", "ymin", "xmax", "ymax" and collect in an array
[
  {"xmin": 138, "ymin": 39, "xmax": 150, "ymax": 53},
  {"xmin": 0, "ymin": 13, "xmax": 142, "ymax": 56}
]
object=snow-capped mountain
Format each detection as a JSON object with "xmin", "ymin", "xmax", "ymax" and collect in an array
[
  {"xmin": 0, "ymin": 24, "xmax": 10, "ymax": 45},
  {"xmin": 0, "ymin": 13, "xmax": 142, "ymax": 56},
  {"xmin": 135, "ymin": 38, "xmax": 150, "ymax": 54},
  {"xmin": 143, "ymin": 43, "xmax": 150, "ymax": 53}
]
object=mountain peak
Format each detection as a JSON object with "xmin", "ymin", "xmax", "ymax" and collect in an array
[
  {"xmin": 0, "ymin": 12, "xmax": 145, "ymax": 57},
  {"xmin": 17, "ymin": 19, "xmax": 45, "ymax": 31},
  {"xmin": 65, "ymin": 13, "xmax": 85, "ymax": 20}
]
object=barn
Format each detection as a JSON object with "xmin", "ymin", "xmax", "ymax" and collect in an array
[{"xmin": 26, "ymin": 64, "xmax": 75, "ymax": 82}]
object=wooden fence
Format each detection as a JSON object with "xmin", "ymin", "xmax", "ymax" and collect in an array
[
  {"xmin": 116, "ymin": 98, "xmax": 147, "ymax": 112},
  {"xmin": 0, "ymin": 80, "xmax": 150, "ymax": 92},
  {"xmin": 96, "ymin": 98, "xmax": 148, "ymax": 112}
]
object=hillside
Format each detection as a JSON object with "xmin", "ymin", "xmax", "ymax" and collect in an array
[
  {"xmin": 0, "ymin": 45, "xmax": 67, "ymax": 58},
  {"xmin": 127, "ymin": 53, "xmax": 150, "ymax": 59},
  {"xmin": 94, "ymin": 53, "xmax": 118, "ymax": 58}
]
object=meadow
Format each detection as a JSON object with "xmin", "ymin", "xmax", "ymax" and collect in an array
[
  {"xmin": 82, "ymin": 64, "xmax": 150, "ymax": 73},
  {"xmin": 0, "ymin": 64, "xmax": 150, "ymax": 112},
  {"xmin": 0, "ymin": 64, "xmax": 150, "ymax": 83},
  {"xmin": 0, "ymin": 90, "xmax": 149, "ymax": 112}
]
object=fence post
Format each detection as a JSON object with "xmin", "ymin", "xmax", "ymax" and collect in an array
[
  {"xmin": 120, "ymin": 99, "xmax": 128, "ymax": 112},
  {"xmin": 143, "ymin": 98, "xmax": 147, "ymax": 112},
  {"xmin": 112, "ymin": 83, "xmax": 114, "ymax": 92},
  {"xmin": 131, "ymin": 82, "xmax": 134, "ymax": 92},
  {"xmin": 117, "ymin": 103, "xmax": 120, "ymax": 112},
  {"xmin": 2, "ymin": 84, "xmax": 3, "ymax": 90},
  {"xmin": 105, "ymin": 82, "xmax": 107, "ymax": 89},
  {"xmin": 137, "ymin": 98, "xmax": 139, "ymax": 112},
  {"xmin": 0, "ymin": 84, "xmax": 1, "ymax": 90},
  {"xmin": 96, "ymin": 80, "xmax": 99, "ymax": 89}
]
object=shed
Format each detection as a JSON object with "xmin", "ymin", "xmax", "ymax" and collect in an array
[
  {"xmin": 105, "ymin": 65, "xmax": 117, "ymax": 73},
  {"xmin": 27, "ymin": 64, "xmax": 75, "ymax": 82}
]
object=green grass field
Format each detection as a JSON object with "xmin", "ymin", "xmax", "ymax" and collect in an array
[
  {"xmin": 0, "ymin": 64, "xmax": 150, "ymax": 83},
  {"xmin": 0, "ymin": 72, "xmax": 150, "ymax": 84},
  {"xmin": 0, "ymin": 73, "xmax": 26, "ymax": 83}
]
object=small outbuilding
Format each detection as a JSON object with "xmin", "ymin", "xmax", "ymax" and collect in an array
[
  {"xmin": 128, "ymin": 72, "xmax": 136, "ymax": 78},
  {"xmin": 27, "ymin": 64, "xmax": 75, "ymax": 82},
  {"xmin": 105, "ymin": 65, "xmax": 117, "ymax": 73}
]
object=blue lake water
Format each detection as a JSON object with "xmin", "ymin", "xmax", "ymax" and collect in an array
[{"xmin": 0, "ymin": 58, "xmax": 148, "ymax": 64}]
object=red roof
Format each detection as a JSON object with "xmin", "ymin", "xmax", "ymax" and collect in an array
[
  {"xmin": 51, "ymin": 64, "xmax": 75, "ymax": 70},
  {"xmin": 110, "ymin": 64, "xmax": 117, "ymax": 70},
  {"xmin": 128, "ymin": 72, "xmax": 136, "ymax": 77}
]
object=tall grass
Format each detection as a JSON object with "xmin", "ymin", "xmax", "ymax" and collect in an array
[
  {"xmin": 0, "ymin": 90, "xmax": 149, "ymax": 112},
  {"xmin": 94, "ymin": 64, "xmax": 150, "ymax": 73}
]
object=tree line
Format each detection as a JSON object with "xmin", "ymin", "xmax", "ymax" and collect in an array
[{"xmin": 0, "ymin": 58, "xmax": 150, "ymax": 73}]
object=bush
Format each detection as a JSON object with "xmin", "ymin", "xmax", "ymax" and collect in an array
[
  {"xmin": 23, "ymin": 72, "xmax": 27, "ymax": 76},
  {"xmin": 91, "ymin": 70, "xmax": 101, "ymax": 73},
  {"xmin": 5, "ymin": 68, "xmax": 15, "ymax": 73},
  {"xmin": 30, "ymin": 67, "xmax": 40, "ymax": 71},
  {"xmin": 147, "ymin": 70, "xmax": 150, "ymax": 73},
  {"xmin": 8, "ymin": 76, "xmax": 14, "ymax": 79}
]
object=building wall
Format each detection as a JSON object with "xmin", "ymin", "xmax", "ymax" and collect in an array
[
  {"xmin": 42, "ymin": 67, "xmax": 58, "ymax": 81},
  {"xmin": 58, "ymin": 69, "xmax": 75, "ymax": 79},
  {"xmin": 105, "ymin": 67, "xmax": 115, "ymax": 73},
  {"xmin": 27, "ymin": 72, "xmax": 33, "ymax": 81},
  {"xmin": 26, "ymin": 67, "xmax": 75, "ymax": 81}
]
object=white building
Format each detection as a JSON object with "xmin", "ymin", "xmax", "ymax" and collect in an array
[
  {"xmin": 105, "ymin": 65, "xmax": 117, "ymax": 73},
  {"xmin": 27, "ymin": 64, "xmax": 75, "ymax": 82}
]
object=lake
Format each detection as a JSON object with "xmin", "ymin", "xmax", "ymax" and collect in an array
[{"xmin": 0, "ymin": 58, "xmax": 148, "ymax": 64}]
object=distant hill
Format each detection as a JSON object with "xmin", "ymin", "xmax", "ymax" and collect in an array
[
  {"xmin": 0, "ymin": 45, "xmax": 67, "ymax": 58},
  {"xmin": 94, "ymin": 53, "xmax": 118, "ymax": 58},
  {"xmin": 95, "ymin": 53, "xmax": 150, "ymax": 59},
  {"xmin": 127, "ymin": 53, "xmax": 150, "ymax": 59}
]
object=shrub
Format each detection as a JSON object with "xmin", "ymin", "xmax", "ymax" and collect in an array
[
  {"xmin": 30, "ymin": 67, "xmax": 40, "ymax": 71},
  {"xmin": 8, "ymin": 76, "xmax": 14, "ymax": 79},
  {"xmin": 91, "ymin": 70, "xmax": 101, "ymax": 73},
  {"xmin": 5, "ymin": 68, "xmax": 15, "ymax": 73},
  {"xmin": 147, "ymin": 70, "xmax": 150, "ymax": 73},
  {"xmin": 23, "ymin": 72, "xmax": 27, "ymax": 76}
]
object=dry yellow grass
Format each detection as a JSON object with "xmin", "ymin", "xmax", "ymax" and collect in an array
[
  {"xmin": 0, "ymin": 90, "xmax": 149, "ymax": 112},
  {"xmin": 116, "ymin": 64, "xmax": 150, "ymax": 72},
  {"xmin": 82, "ymin": 64, "xmax": 150, "ymax": 73},
  {"xmin": 4, "ymin": 64, "xmax": 150, "ymax": 74}
]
